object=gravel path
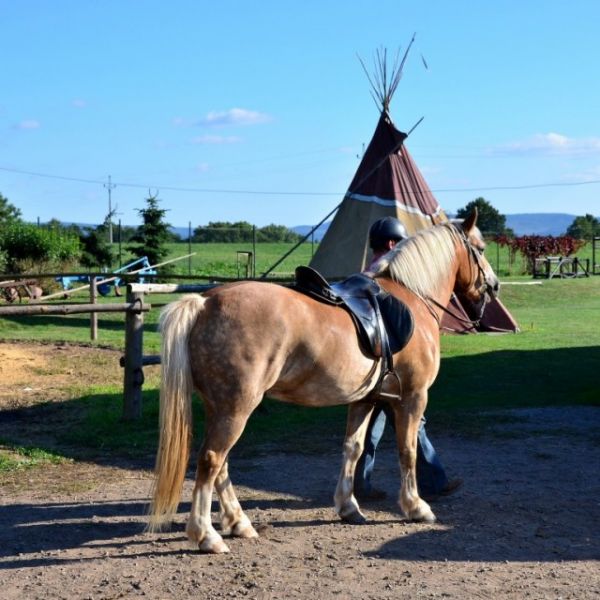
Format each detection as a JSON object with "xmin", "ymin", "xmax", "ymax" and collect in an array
[{"xmin": 1, "ymin": 406, "xmax": 599, "ymax": 599}]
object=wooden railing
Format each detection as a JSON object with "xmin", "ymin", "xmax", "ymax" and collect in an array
[{"xmin": 0, "ymin": 295, "xmax": 151, "ymax": 420}]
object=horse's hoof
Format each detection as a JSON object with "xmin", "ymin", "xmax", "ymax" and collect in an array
[
  {"xmin": 415, "ymin": 512, "xmax": 436, "ymax": 524},
  {"xmin": 198, "ymin": 536, "xmax": 231, "ymax": 554},
  {"xmin": 401, "ymin": 498, "xmax": 437, "ymax": 524},
  {"xmin": 408, "ymin": 507, "xmax": 436, "ymax": 523},
  {"xmin": 340, "ymin": 510, "xmax": 367, "ymax": 525},
  {"xmin": 232, "ymin": 522, "xmax": 259, "ymax": 539}
]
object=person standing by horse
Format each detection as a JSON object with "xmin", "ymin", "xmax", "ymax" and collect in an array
[{"xmin": 353, "ymin": 216, "xmax": 463, "ymax": 502}]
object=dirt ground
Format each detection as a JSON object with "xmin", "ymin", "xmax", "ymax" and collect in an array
[{"xmin": 0, "ymin": 342, "xmax": 599, "ymax": 599}]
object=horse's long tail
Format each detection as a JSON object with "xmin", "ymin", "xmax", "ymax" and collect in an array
[{"xmin": 148, "ymin": 294, "xmax": 206, "ymax": 532}]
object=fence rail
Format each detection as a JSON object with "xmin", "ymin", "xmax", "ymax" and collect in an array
[
  {"xmin": 0, "ymin": 301, "xmax": 150, "ymax": 317},
  {"xmin": 0, "ymin": 296, "xmax": 151, "ymax": 420}
]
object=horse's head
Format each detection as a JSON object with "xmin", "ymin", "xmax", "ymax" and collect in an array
[{"xmin": 453, "ymin": 209, "xmax": 500, "ymax": 317}]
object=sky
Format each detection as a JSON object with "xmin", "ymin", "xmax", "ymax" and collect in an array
[{"xmin": 1, "ymin": 1, "xmax": 599, "ymax": 229}]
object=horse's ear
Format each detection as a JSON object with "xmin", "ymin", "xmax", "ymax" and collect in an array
[{"xmin": 461, "ymin": 207, "xmax": 478, "ymax": 233}]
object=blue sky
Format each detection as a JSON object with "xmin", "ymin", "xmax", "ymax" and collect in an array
[{"xmin": 1, "ymin": 1, "xmax": 599, "ymax": 228}]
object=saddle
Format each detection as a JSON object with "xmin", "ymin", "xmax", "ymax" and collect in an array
[{"xmin": 294, "ymin": 266, "xmax": 414, "ymax": 389}]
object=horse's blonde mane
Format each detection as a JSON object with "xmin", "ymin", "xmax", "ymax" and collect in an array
[{"xmin": 371, "ymin": 224, "xmax": 460, "ymax": 297}]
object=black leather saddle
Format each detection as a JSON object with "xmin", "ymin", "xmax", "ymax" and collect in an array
[{"xmin": 294, "ymin": 266, "xmax": 414, "ymax": 368}]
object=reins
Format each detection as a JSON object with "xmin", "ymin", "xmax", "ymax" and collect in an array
[
  {"xmin": 411, "ymin": 225, "xmax": 491, "ymax": 331},
  {"xmin": 368, "ymin": 221, "xmax": 495, "ymax": 401},
  {"xmin": 425, "ymin": 293, "xmax": 483, "ymax": 330}
]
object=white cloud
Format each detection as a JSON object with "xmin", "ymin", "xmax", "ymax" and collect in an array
[
  {"xmin": 172, "ymin": 117, "xmax": 190, "ymax": 127},
  {"xmin": 15, "ymin": 119, "xmax": 40, "ymax": 130},
  {"xmin": 563, "ymin": 164, "xmax": 600, "ymax": 183},
  {"xmin": 191, "ymin": 134, "xmax": 242, "ymax": 145},
  {"xmin": 199, "ymin": 108, "xmax": 271, "ymax": 127},
  {"xmin": 172, "ymin": 109, "xmax": 271, "ymax": 129},
  {"xmin": 493, "ymin": 133, "xmax": 600, "ymax": 156}
]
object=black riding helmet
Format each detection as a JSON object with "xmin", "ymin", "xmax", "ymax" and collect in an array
[{"xmin": 368, "ymin": 217, "xmax": 408, "ymax": 250}]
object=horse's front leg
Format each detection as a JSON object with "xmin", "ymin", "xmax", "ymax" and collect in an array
[
  {"xmin": 393, "ymin": 390, "xmax": 436, "ymax": 523},
  {"xmin": 334, "ymin": 401, "xmax": 375, "ymax": 524}
]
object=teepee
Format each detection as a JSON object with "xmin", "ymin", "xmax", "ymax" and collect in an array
[
  {"xmin": 308, "ymin": 44, "xmax": 518, "ymax": 333},
  {"xmin": 310, "ymin": 44, "xmax": 446, "ymax": 278}
]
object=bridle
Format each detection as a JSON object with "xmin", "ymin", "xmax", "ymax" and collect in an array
[
  {"xmin": 416, "ymin": 224, "xmax": 495, "ymax": 330},
  {"xmin": 457, "ymin": 225, "xmax": 495, "ymax": 299}
]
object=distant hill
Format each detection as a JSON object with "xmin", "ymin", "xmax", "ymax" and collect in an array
[
  {"xmin": 292, "ymin": 213, "xmax": 586, "ymax": 240},
  {"xmin": 170, "ymin": 226, "xmax": 191, "ymax": 239},
  {"xmin": 291, "ymin": 223, "xmax": 331, "ymax": 242},
  {"xmin": 504, "ymin": 213, "xmax": 578, "ymax": 236},
  {"xmin": 56, "ymin": 222, "xmax": 193, "ymax": 240},
  {"xmin": 60, "ymin": 214, "xmax": 588, "ymax": 241}
]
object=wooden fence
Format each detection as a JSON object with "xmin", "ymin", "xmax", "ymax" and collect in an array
[
  {"xmin": 0, "ymin": 294, "xmax": 151, "ymax": 420},
  {"xmin": 119, "ymin": 283, "xmax": 216, "ymax": 418}
]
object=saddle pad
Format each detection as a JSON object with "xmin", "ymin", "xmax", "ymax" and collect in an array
[
  {"xmin": 294, "ymin": 265, "xmax": 415, "ymax": 358},
  {"xmin": 376, "ymin": 292, "xmax": 414, "ymax": 354}
]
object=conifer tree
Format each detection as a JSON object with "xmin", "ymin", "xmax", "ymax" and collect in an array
[{"xmin": 129, "ymin": 192, "xmax": 171, "ymax": 267}]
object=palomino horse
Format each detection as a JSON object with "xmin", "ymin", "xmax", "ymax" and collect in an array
[{"xmin": 148, "ymin": 210, "xmax": 499, "ymax": 553}]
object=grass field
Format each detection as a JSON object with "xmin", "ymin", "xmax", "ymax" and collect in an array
[
  {"xmin": 121, "ymin": 241, "xmax": 317, "ymax": 278},
  {"xmin": 0, "ymin": 249, "xmax": 598, "ymax": 466},
  {"xmin": 114, "ymin": 239, "xmax": 598, "ymax": 279}
]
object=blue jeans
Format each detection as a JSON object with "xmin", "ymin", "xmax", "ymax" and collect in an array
[{"xmin": 354, "ymin": 403, "xmax": 449, "ymax": 496}]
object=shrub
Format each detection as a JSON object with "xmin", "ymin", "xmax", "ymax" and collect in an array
[
  {"xmin": 0, "ymin": 222, "xmax": 81, "ymax": 273},
  {"xmin": 495, "ymin": 234, "xmax": 586, "ymax": 274}
]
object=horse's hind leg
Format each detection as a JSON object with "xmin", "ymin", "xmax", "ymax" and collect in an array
[
  {"xmin": 187, "ymin": 410, "xmax": 254, "ymax": 554},
  {"xmin": 216, "ymin": 460, "xmax": 258, "ymax": 539},
  {"xmin": 334, "ymin": 402, "xmax": 375, "ymax": 524}
]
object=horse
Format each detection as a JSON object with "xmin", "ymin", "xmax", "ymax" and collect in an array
[{"xmin": 148, "ymin": 210, "xmax": 499, "ymax": 553}]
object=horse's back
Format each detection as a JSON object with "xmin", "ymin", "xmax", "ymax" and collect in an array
[{"xmin": 189, "ymin": 281, "xmax": 380, "ymax": 406}]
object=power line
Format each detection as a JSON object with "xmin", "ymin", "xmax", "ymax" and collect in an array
[
  {"xmin": 0, "ymin": 166, "xmax": 105, "ymax": 185},
  {"xmin": 433, "ymin": 180, "xmax": 600, "ymax": 193},
  {"xmin": 1, "ymin": 164, "xmax": 599, "ymax": 197}
]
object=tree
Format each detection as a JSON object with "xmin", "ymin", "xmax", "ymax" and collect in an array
[
  {"xmin": 129, "ymin": 192, "xmax": 171, "ymax": 267},
  {"xmin": 79, "ymin": 227, "xmax": 113, "ymax": 269},
  {"xmin": 456, "ymin": 197, "xmax": 512, "ymax": 236},
  {"xmin": 0, "ymin": 192, "xmax": 22, "ymax": 226},
  {"xmin": 257, "ymin": 224, "xmax": 302, "ymax": 243},
  {"xmin": 191, "ymin": 221, "xmax": 303, "ymax": 243},
  {"xmin": 1, "ymin": 196, "xmax": 25, "ymax": 271},
  {"xmin": 566, "ymin": 214, "xmax": 600, "ymax": 239},
  {"xmin": 192, "ymin": 221, "xmax": 254, "ymax": 243}
]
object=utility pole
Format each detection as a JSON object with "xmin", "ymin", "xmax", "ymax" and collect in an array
[{"xmin": 104, "ymin": 175, "xmax": 117, "ymax": 244}]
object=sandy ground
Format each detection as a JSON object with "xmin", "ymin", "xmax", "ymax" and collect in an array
[{"xmin": 0, "ymin": 342, "xmax": 599, "ymax": 599}]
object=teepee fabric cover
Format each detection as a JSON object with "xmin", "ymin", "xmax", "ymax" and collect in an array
[
  {"xmin": 310, "ymin": 113, "xmax": 446, "ymax": 278},
  {"xmin": 308, "ymin": 112, "xmax": 519, "ymax": 334},
  {"xmin": 441, "ymin": 295, "xmax": 519, "ymax": 334}
]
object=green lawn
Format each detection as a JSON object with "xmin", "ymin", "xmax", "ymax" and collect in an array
[
  {"xmin": 1, "ymin": 254, "xmax": 598, "ymax": 463},
  {"xmin": 116, "ymin": 241, "xmax": 318, "ymax": 278},
  {"xmin": 109, "ymin": 237, "xmax": 599, "ymax": 279},
  {"xmin": 1, "ymin": 270, "xmax": 599, "ymax": 384}
]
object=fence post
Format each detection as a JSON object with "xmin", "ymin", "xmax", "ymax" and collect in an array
[
  {"xmin": 123, "ymin": 289, "xmax": 145, "ymax": 420},
  {"xmin": 90, "ymin": 278, "xmax": 98, "ymax": 341}
]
